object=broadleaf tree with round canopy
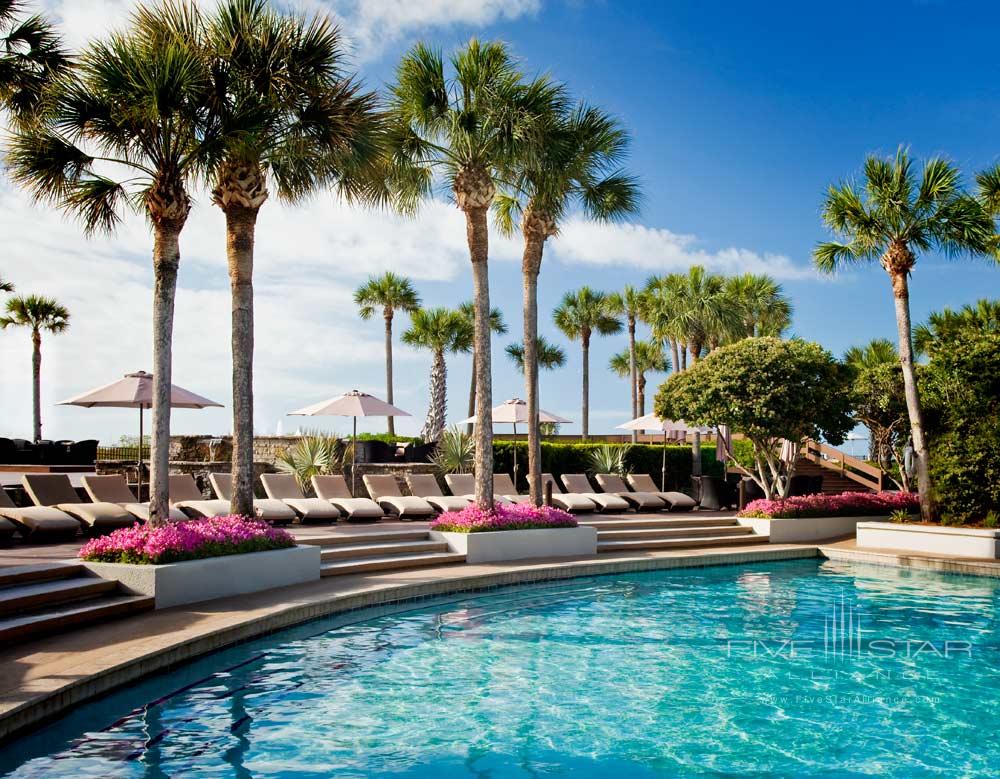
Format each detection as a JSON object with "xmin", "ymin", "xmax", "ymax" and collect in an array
[{"xmin": 654, "ymin": 337, "xmax": 854, "ymax": 500}]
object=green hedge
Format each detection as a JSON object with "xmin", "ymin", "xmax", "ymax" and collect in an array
[
  {"xmin": 353, "ymin": 432, "xmax": 422, "ymax": 444},
  {"xmin": 492, "ymin": 441, "xmax": 722, "ymax": 495}
]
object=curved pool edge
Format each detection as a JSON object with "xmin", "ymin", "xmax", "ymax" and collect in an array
[{"xmin": 0, "ymin": 545, "xmax": 820, "ymax": 744}]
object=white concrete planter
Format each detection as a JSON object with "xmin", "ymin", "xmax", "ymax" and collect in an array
[
  {"xmin": 430, "ymin": 527, "xmax": 597, "ymax": 563},
  {"xmin": 857, "ymin": 522, "xmax": 1000, "ymax": 559},
  {"xmin": 737, "ymin": 515, "xmax": 890, "ymax": 544},
  {"xmin": 83, "ymin": 545, "xmax": 321, "ymax": 609}
]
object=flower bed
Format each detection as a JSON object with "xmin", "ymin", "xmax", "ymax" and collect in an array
[
  {"xmin": 737, "ymin": 491, "xmax": 918, "ymax": 520},
  {"xmin": 79, "ymin": 515, "xmax": 295, "ymax": 565},
  {"xmin": 430, "ymin": 502, "xmax": 577, "ymax": 533}
]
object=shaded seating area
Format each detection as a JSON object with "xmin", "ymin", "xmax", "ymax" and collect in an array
[
  {"xmin": 693, "ymin": 476, "xmax": 739, "ymax": 511},
  {"xmin": 22, "ymin": 474, "xmax": 134, "ymax": 532},
  {"xmin": 82, "ymin": 474, "xmax": 188, "ymax": 522},
  {"xmin": 260, "ymin": 474, "xmax": 342, "ymax": 523},
  {"xmin": 0, "ymin": 438, "xmax": 98, "ymax": 465},
  {"xmin": 208, "ymin": 473, "xmax": 296, "ymax": 525},
  {"xmin": 362, "ymin": 475, "xmax": 436, "ymax": 519},
  {"xmin": 311, "ymin": 475, "xmax": 384, "ymax": 521}
]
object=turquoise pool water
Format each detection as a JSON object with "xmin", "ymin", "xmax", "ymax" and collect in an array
[{"xmin": 3, "ymin": 558, "xmax": 1000, "ymax": 777}]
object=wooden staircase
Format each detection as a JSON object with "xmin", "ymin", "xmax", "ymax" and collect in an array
[
  {"xmin": 797, "ymin": 439, "xmax": 886, "ymax": 493},
  {"xmin": 0, "ymin": 563, "xmax": 154, "ymax": 645},
  {"xmin": 580, "ymin": 515, "xmax": 767, "ymax": 553},
  {"xmin": 298, "ymin": 531, "xmax": 467, "ymax": 576}
]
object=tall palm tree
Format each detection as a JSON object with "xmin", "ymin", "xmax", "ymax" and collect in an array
[
  {"xmin": 672, "ymin": 265, "xmax": 735, "ymax": 359},
  {"xmin": 553, "ymin": 287, "xmax": 622, "ymax": 439},
  {"xmin": 496, "ymin": 104, "xmax": 639, "ymax": 500},
  {"xmin": 458, "ymin": 301, "xmax": 507, "ymax": 435},
  {"xmin": 0, "ymin": 275, "xmax": 12, "ymax": 292},
  {"xmin": 723, "ymin": 273, "xmax": 792, "ymax": 340},
  {"xmin": 606, "ymin": 286, "xmax": 646, "ymax": 442},
  {"xmin": 388, "ymin": 39, "xmax": 560, "ymax": 507},
  {"xmin": 505, "ymin": 336, "xmax": 566, "ymax": 374},
  {"xmin": 914, "ymin": 299, "xmax": 1000, "ymax": 358},
  {"xmin": 0, "ymin": 294, "xmax": 68, "ymax": 442},
  {"xmin": 609, "ymin": 339, "xmax": 668, "ymax": 417},
  {"xmin": 354, "ymin": 273, "xmax": 421, "ymax": 440},
  {"xmin": 196, "ymin": 0, "xmax": 385, "ymax": 516},
  {"xmin": 815, "ymin": 148, "xmax": 996, "ymax": 521},
  {"xmin": 642, "ymin": 273, "xmax": 686, "ymax": 372},
  {"xmin": 402, "ymin": 307, "xmax": 472, "ymax": 443},
  {"xmin": 844, "ymin": 338, "xmax": 898, "ymax": 371},
  {"xmin": 0, "ymin": 0, "xmax": 69, "ymax": 127},
  {"xmin": 7, "ymin": 3, "xmax": 213, "ymax": 525}
]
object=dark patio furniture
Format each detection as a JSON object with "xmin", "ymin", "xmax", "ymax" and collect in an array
[{"xmin": 695, "ymin": 476, "xmax": 738, "ymax": 511}]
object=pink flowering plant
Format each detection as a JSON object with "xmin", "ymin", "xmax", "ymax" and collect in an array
[
  {"xmin": 78, "ymin": 515, "xmax": 295, "ymax": 565},
  {"xmin": 430, "ymin": 502, "xmax": 578, "ymax": 533},
  {"xmin": 737, "ymin": 491, "xmax": 919, "ymax": 520}
]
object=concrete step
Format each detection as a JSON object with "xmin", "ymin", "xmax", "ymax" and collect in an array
[
  {"xmin": 297, "ymin": 530, "xmax": 431, "ymax": 547},
  {"xmin": 0, "ymin": 563, "xmax": 85, "ymax": 589},
  {"xmin": 0, "ymin": 594, "xmax": 155, "ymax": 645},
  {"xmin": 321, "ymin": 551, "xmax": 467, "ymax": 577},
  {"xmin": 320, "ymin": 540, "xmax": 450, "ymax": 561},
  {"xmin": 596, "ymin": 525, "xmax": 754, "ymax": 541},
  {"xmin": 581, "ymin": 516, "xmax": 739, "ymax": 531},
  {"xmin": 0, "ymin": 577, "xmax": 118, "ymax": 617},
  {"xmin": 598, "ymin": 534, "xmax": 770, "ymax": 553}
]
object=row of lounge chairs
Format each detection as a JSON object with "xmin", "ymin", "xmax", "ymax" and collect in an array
[{"xmin": 0, "ymin": 470, "xmax": 699, "ymax": 542}]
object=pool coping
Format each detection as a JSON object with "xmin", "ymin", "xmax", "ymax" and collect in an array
[{"xmin": 4, "ymin": 539, "xmax": 1000, "ymax": 745}]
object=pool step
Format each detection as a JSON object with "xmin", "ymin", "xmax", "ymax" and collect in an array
[
  {"xmin": 0, "ymin": 563, "xmax": 154, "ymax": 645},
  {"xmin": 308, "ymin": 529, "xmax": 467, "ymax": 576},
  {"xmin": 581, "ymin": 516, "xmax": 740, "ymax": 531},
  {"xmin": 598, "ymin": 533, "xmax": 768, "ymax": 553},
  {"xmin": 320, "ymin": 539, "xmax": 450, "ymax": 561},
  {"xmin": 321, "ymin": 551, "xmax": 467, "ymax": 577},
  {"xmin": 596, "ymin": 525, "xmax": 753, "ymax": 542},
  {"xmin": 297, "ymin": 530, "xmax": 430, "ymax": 547}
]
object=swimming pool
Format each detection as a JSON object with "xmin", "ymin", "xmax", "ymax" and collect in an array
[{"xmin": 3, "ymin": 558, "xmax": 999, "ymax": 777}]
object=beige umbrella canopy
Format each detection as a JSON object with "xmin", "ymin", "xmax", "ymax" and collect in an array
[
  {"xmin": 458, "ymin": 398, "xmax": 573, "ymax": 484},
  {"xmin": 288, "ymin": 390, "xmax": 411, "ymax": 494},
  {"xmin": 58, "ymin": 370, "xmax": 223, "ymax": 497},
  {"xmin": 617, "ymin": 413, "xmax": 710, "ymax": 491}
]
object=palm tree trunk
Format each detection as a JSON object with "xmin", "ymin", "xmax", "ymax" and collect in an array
[
  {"xmin": 224, "ymin": 206, "xmax": 257, "ymax": 518},
  {"xmin": 680, "ymin": 342, "xmax": 687, "ymax": 371},
  {"xmin": 465, "ymin": 207, "xmax": 494, "ymax": 507},
  {"xmin": 31, "ymin": 328, "xmax": 41, "ymax": 443},
  {"xmin": 890, "ymin": 271, "xmax": 934, "ymax": 520},
  {"xmin": 669, "ymin": 338, "xmax": 680, "ymax": 375},
  {"xmin": 148, "ymin": 224, "xmax": 182, "ymax": 526},
  {"xmin": 521, "ymin": 235, "xmax": 544, "ymax": 505},
  {"xmin": 628, "ymin": 316, "xmax": 637, "ymax": 441},
  {"xmin": 421, "ymin": 349, "xmax": 447, "ymax": 442},
  {"xmin": 638, "ymin": 373, "xmax": 646, "ymax": 416},
  {"xmin": 690, "ymin": 342, "xmax": 700, "ymax": 365},
  {"xmin": 581, "ymin": 330, "xmax": 591, "ymax": 440},
  {"xmin": 385, "ymin": 311, "xmax": 395, "ymax": 437},
  {"xmin": 466, "ymin": 364, "xmax": 475, "ymax": 436}
]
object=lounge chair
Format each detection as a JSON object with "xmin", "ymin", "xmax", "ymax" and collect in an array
[
  {"xmin": 491, "ymin": 474, "xmax": 535, "ymax": 505},
  {"xmin": 0, "ymin": 488, "xmax": 80, "ymax": 541},
  {"xmin": 81, "ymin": 475, "xmax": 188, "ymax": 522},
  {"xmin": 538, "ymin": 474, "xmax": 598, "ymax": 513},
  {"xmin": 208, "ymin": 473, "xmax": 296, "ymax": 524},
  {"xmin": 405, "ymin": 473, "xmax": 473, "ymax": 512},
  {"xmin": 168, "ymin": 474, "xmax": 232, "ymax": 519},
  {"xmin": 626, "ymin": 474, "xmax": 697, "ymax": 512},
  {"xmin": 593, "ymin": 473, "xmax": 667, "ymax": 511},
  {"xmin": 259, "ymin": 474, "xmax": 341, "ymax": 523},
  {"xmin": 559, "ymin": 474, "xmax": 632, "ymax": 513},
  {"xmin": 22, "ymin": 474, "xmax": 135, "ymax": 532},
  {"xmin": 362, "ymin": 474, "xmax": 436, "ymax": 520},
  {"xmin": 311, "ymin": 475, "xmax": 384, "ymax": 521},
  {"xmin": 443, "ymin": 473, "xmax": 513, "ymax": 504}
]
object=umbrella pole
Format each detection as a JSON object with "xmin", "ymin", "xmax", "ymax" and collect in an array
[
  {"xmin": 138, "ymin": 406, "xmax": 144, "ymax": 501},
  {"xmin": 352, "ymin": 416, "xmax": 357, "ymax": 496},
  {"xmin": 512, "ymin": 422, "xmax": 518, "ymax": 488},
  {"xmin": 661, "ymin": 431, "xmax": 667, "ymax": 492}
]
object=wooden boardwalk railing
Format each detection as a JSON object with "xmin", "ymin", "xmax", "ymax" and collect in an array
[{"xmin": 800, "ymin": 439, "xmax": 885, "ymax": 492}]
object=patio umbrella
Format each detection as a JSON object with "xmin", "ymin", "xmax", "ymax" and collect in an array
[
  {"xmin": 617, "ymin": 414, "xmax": 708, "ymax": 491},
  {"xmin": 58, "ymin": 370, "xmax": 223, "ymax": 499},
  {"xmin": 716, "ymin": 424, "xmax": 732, "ymax": 463},
  {"xmin": 779, "ymin": 438, "xmax": 799, "ymax": 465},
  {"xmin": 288, "ymin": 389, "xmax": 411, "ymax": 494},
  {"xmin": 458, "ymin": 398, "xmax": 572, "ymax": 486}
]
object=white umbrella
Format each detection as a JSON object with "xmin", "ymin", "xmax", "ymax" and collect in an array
[
  {"xmin": 779, "ymin": 438, "xmax": 799, "ymax": 465},
  {"xmin": 716, "ymin": 424, "xmax": 732, "ymax": 463},
  {"xmin": 288, "ymin": 389, "xmax": 411, "ymax": 494},
  {"xmin": 458, "ymin": 398, "xmax": 572, "ymax": 485},
  {"xmin": 617, "ymin": 413, "xmax": 709, "ymax": 491},
  {"xmin": 58, "ymin": 370, "xmax": 223, "ymax": 498}
]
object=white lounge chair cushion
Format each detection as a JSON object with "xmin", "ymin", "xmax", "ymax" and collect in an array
[
  {"xmin": 425, "ymin": 495, "xmax": 473, "ymax": 512},
  {"xmin": 0, "ymin": 506, "xmax": 81, "ymax": 536},
  {"xmin": 250, "ymin": 499, "xmax": 297, "ymax": 522},
  {"xmin": 616, "ymin": 491, "xmax": 666, "ymax": 510},
  {"xmin": 173, "ymin": 499, "xmax": 233, "ymax": 518},
  {"xmin": 283, "ymin": 497, "xmax": 341, "ymax": 521},
  {"xmin": 55, "ymin": 501, "xmax": 134, "ymax": 529},
  {"xmin": 375, "ymin": 496, "xmax": 435, "ymax": 517},
  {"xmin": 660, "ymin": 491, "xmax": 697, "ymax": 511},
  {"xmin": 328, "ymin": 498, "xmax": 383, "ymax": 519},
  {"xmin": 550, "ymin": 493, "xmax": 597, "ymax": 513}
]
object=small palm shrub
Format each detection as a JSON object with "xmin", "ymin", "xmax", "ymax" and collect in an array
[
  {"xmin": 275, "ymin": 434, "xmax": 344, "ymax": 492},
  {"xmin": 587, "ymin": 444, "xmax": 631, "ymax": 476},
  {"xmin": 431, "ymin": 426, "xmax": 474, "ymax": 474}
]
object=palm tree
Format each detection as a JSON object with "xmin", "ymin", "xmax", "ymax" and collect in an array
[
  {"xmin": 354, "ymin": 273, "xmax": 421, "ymax": 440},
  {"xmin": 496, "ymin": 103, "xmax": 639, "ymax": 500},
  {"xmin": 844, "ymin": 338, "xmax": 898, "ymax": 371},
  {"xmin": 815, "ymin": 148, "xmax": 996, "ymax": 521},
  {"xmin": 0, "ymin": 275, "xmax": 12, "ymax": 293},
  {"xmin": 723, "ymin": 273, "xmax": 792, "ymax": 340},
  {"xmin": 606, "ymin": 286, "xmax": 646, "ymax": 442},
  {"xmin": 505, "ymin": 336, "xmax": 566, "ymax": 374},
  {"xmin": 914, "ymin": 299, "xmax": 1000, "ymax": 358},
  {"xmin": 7, "ymin": 3, "xmax": 213, "ymax": 525},
  {"xmin": 458, "ymin": 301, "xmax": 507, "ymax": 435},
  {"xmin": 609, "ymin": 340, "xmax": 668, "ymax": 417},
  {"xmin": 197, "ymin": 0, "xmax": 385, "ymax": 517},
  {"xmin": 642, "ymin": 273, "xmax": 686, "ymax": 372},
  {"xmin": 388, "ymin": 39, "xmax": 560, "ymax": 507},
  {"xmin": 0, "ymin": 294, "xmax": 68, "ymax": 442},
  {"xmin": 402, "ymin": 308, "xmax": 472, "ymax": 443},
  {"xmin": 672, "ymin": 265, "xmax": 736, "ymax": 359},
  {"xmin": 0, "ymin": 0, "xmax": 69, "ymax": 127},
  {"xmin": 553, "ymin": 287, "xmax": 622, "ymax": 439}
]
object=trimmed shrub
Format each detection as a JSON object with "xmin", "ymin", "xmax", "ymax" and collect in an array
[
  {"xmin": 737, "ymin": 491, "xmax": 918, "ymax": 519},
  {"xmin": 430, "ymin": 502, "xmax": 577, "ymax": 533}
]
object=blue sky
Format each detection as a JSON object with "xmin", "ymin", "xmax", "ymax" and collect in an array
[{"xmin": 1, "ymin": 0, "xmax": 998, "ymax": 443}]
